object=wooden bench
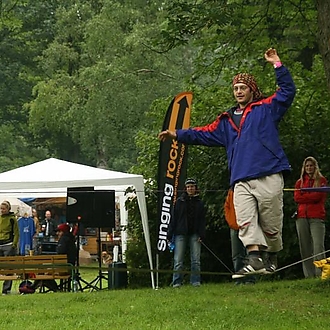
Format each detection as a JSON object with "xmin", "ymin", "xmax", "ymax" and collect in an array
[{"xmin": 0, "ymin": 255, "xmax": 74, "ymax": 292}]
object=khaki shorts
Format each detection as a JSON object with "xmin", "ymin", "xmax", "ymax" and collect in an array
[{"xmin": 234, "ymin": 173, "xmax": 284, "ymax": 252}]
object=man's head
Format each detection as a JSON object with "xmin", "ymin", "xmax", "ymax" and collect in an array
[
  {"xmin": 232, "ymin": 73, "xmax": 262, "ymax": 108},
  {"xmin": 45, "ymin": 210, "xmax": 52, "ymax": 219},
  {"xmin": 185, "ymin": 178, "xmax": 198, "ymax": 196}
]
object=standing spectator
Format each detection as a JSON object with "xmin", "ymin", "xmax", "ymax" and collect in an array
[
  {"xmin": 0, "ymin": 200, "xmax": 19, "ymax": 295},
  {"xmin": 32, "ymin": 208, "xmax": 41, "ymax": 255},
  {"xmin": 32, "ymin": 209, "xmax": 40, "ymax": 235},
  {"xmin": 294, "ymin": 156, "xmax": 327, "ymax": 278},
  {"xmin": 159, "ymin": 48, "xmax": 296, "ymax": 277},
  {"xmin": 168, "ymin": 178, "xmax": 206, "ymax": 287},
  {"xmin": 40, "ymin": 210, "xmax": 56, "ymax": 238}
]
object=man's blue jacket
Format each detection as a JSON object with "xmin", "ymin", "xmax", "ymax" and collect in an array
[{"xmin": 176, "ymin": 66, "xmax": 296, "ymax": 186}]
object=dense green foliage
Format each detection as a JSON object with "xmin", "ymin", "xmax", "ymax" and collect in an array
[
  {"xmin": 1, "ymin": 0, "xmax": 330, "ymax": 286},
  {"xmin": 27, "ymin": 0, "xmax": 189, "ymax": 170}
]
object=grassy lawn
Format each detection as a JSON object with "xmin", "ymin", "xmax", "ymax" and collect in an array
[{"xmin": 1, "ymin": 265, "xmax": 330, "ymax": 330}]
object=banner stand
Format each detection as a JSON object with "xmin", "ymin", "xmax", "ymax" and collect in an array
[{"xmin": 156, "ymin": 92, "xmax": 193, "ymax": 288}]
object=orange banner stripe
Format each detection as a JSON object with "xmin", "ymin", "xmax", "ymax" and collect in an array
[{"xmin": 168, "ymin": 92, "xmax": 193, "ymax": 131}]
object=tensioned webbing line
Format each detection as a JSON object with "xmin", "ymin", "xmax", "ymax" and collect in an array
[
  {"xmin": 77, "ymin": 265, "xmax": 232, "ymax": 277},
  {"xmin": 274, "ymin": 248, "xmax": 330, "ymax": 274},
  {"xmin": 77, "ymin": 248, "xmax": 330, "ymax": 279},
  {"xmin": 0, "ymin": 188, "xmax": 310, "ymax": 194}
]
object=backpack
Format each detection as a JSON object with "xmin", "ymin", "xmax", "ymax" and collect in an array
[
  {"xmin": 224, "ymin": 189, "xmax": 239, "ymax": 230},
  {"xmin": 19, "ymin": 280, "xmax": 35, "ymax": 294}
]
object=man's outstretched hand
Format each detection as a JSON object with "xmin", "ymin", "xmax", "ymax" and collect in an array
[
  {"xmin": 264, "ymin": 48, "xmax": 281, "ymax": 65},
  {"xmin": 158, "ymin": 130, "xmax": 177, "ymax": 142}
]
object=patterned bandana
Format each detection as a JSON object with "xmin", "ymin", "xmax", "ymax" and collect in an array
[{"xmin": 232, "ymin": 73, "xmax": 262, "ymax": 100}]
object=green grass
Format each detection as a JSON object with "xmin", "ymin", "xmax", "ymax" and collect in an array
[{"xmin": 1, "ymin": 268, "xmax": 330, "ymax": 330}]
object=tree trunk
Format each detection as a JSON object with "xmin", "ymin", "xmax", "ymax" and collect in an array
[{"xmin": 316, "ymin": 0, "xmax": 330, "ymax": 91}]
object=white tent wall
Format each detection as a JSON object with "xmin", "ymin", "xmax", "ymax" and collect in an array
[{"xmin": 0, "ymin": 158, "xmax": 155, "ymax": 288}]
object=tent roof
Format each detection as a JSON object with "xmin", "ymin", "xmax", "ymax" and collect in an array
[{"xmin": 0, "ymin": 158, "xmax": 144, "ymax": 197}]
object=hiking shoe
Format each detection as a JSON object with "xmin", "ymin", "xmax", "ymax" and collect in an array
[
  {"xmin": 265, "ymin": 264, "xmax": 276, "ymax": 274},
  {"xmin": 232, "ymin": 256, "xmax": 266, "ymax": 279},
  {"xmin": 262, "ymin": 252, "xmax": 278, "ymax": 274}
]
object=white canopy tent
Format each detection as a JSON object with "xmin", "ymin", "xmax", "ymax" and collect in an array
[{"xmin": 0, "ymin": 158, "xmax": 154, "ymax": 288}]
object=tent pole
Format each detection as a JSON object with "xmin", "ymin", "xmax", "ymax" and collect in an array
[
  {"xmin": 155, "ymin": 253, "xmax": 159, "ymax": 289},
  {"xmin": 136, "ymin": 190, "xmax": 155, "ymax": 289}
]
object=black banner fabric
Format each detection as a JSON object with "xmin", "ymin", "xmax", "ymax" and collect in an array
[{"xmin": 157, "ymin": 92, "xmax": 193, "ymax": 252}]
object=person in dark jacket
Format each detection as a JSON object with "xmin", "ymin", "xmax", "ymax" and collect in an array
[
  {"xmin": 168, "ymin": 178, "xmax": 206, "ymax": 287},
  {"xmin": 294, "ymin": 156, "xmax": 327, "ymax": 278},
  {"xmin": 40, "ymin": 210, "xmax": 56, "ymax": 239},
  {"xmin": 159, "ymin": 48, "xmax": 296, "ymax": 278},
  {"xmin": 31, "ymin": 223, "xmax": 77, "ymax": 292},
  {"xmin": 56, "ymin": 223, "xmax": 77, "ymax": 266}
]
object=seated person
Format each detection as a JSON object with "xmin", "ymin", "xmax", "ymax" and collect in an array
[
  {"xmin": 57, "ymin": 223, "xmax": 77, "ymax": 266},
  {"xmin": 31, "ymin": 223, "xmax": 77, "ymax": 292}
]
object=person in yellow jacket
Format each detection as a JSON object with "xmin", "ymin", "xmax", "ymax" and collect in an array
[{"xmin": 0, "ymin": 200, "xmax": 19, "ymax": 295}]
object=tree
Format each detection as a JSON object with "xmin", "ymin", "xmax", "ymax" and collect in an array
[
  {"xmin": 316, "ymin": 0, "xmax": 330, "ymax": 92},
  {"xmin": 28, "ymin": 0, "xmax": 191, "ymax": 170},
  {"xmin": 0, "ymin": 0, "xmax": 56, "ymax": 171}
]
